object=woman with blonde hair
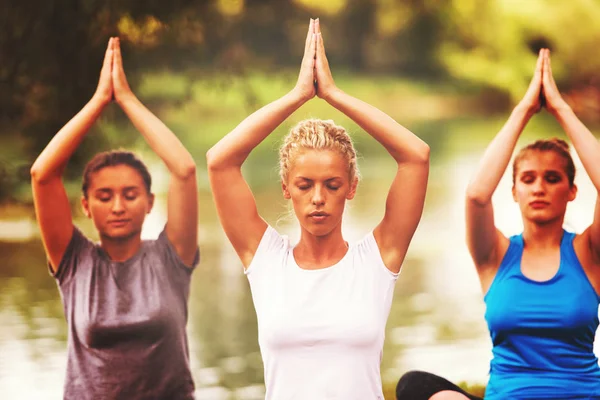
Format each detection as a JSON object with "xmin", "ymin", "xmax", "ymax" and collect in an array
[
  {"xmin": 31, "ymin": 38, "xmax": 199, "ymax": 399},
  {"xmin": 397, "ymin": 49, "xmax": 600, "ymax": 400},
  {"xmin": 207, "ymin": 18, "xmax": 429, "ymax": 399}
]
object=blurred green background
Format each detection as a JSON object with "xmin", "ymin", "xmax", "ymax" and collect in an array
[{"xmin": 1, "ymin": 0, "xmax": 600, "ymax": 398}]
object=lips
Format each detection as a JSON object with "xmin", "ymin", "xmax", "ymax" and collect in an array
[
  {"xmin": 529, "ymin": 201, "xmax": 549, "ymax": 209},
  {"xmin": 309, "ymin": 211, "xmax": 329, "ymax": 222},
  {"xmin": 108, "ymin": 219, "xmax": 130, "ymax": 227}
]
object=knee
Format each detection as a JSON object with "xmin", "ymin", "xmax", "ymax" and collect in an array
[
  {"xmin": 430, "ymin": 391, "xmax": 471, "ymax": 400},
  {"xmin": 396, "ymin": 370, "xmax": 435, "ymax": 399},
  {"xmin": 397, "ymin": 370, "xmax": 431, "ymax": 385}
]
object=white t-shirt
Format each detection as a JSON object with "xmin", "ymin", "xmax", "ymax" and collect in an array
[{"xmin": 245, "ymin": 226, "xmax": 399, "ymax": 400}]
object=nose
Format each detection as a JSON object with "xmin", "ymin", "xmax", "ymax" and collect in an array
[
  {"xmin": 311, "ymin": 185, "xmax": 325, "ymax": 206},
  {"xmin": 532, "ymin": 177, "xmax": 546, "ymax": 195},
  {"xmin": 111, "ymin": 195, "xmax": 126, "ymax": 214}
]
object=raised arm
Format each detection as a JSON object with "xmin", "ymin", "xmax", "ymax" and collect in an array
[
  {"xmin": 542, "ymin": 49, "xmax": 600, "ymax": 261},
  {"xmin": 111, "ymin": 38, "xmax": 198, "ymax": 266},
  {"xmin": 31, "ymin": 38, "xmax": 114, "ymax": 272},
  {"xmin": 465, "ymin": 50, "xmax": 545, "ymax": 283},
  {"xmin": 312, "ymin": 20, "xmax": 429, "ymax": 274},
  {"xmin": 206, "ymin": 20, "xmax": 317, "ymax": 268}
]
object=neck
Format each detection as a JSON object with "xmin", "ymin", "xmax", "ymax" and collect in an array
[
  {"xmin": 295, "ymin": 225, "xmax": 348, "ymax": 263},
  {"xmin": 100, "ymin": 233, "xmax": 142, "ymax": 262},
  {"xmin": 522, "ymin": 217, "xmax": 564, "ymax": 249}
]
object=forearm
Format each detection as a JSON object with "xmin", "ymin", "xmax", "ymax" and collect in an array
[
  {"xmin": 118, "ymin": 95, "xmax": 196, "ymax": 179},
  {"xmin": 553, "ymin": 105, "xmax": 600, "ymax": 189},
  {"xmin": 466, "ymin": 104, "xmax": 532, "ymax": 204},
  {"xmin": 325, "ymin": 89, "xmax": 429, "ymax": 163},
  {"xmin": 207, "ymin": 90, "xmax": 307, "ymax": 169},
  {"xmin": 30, "ymin": 96, "xmax": 106, "ymax": 182}
]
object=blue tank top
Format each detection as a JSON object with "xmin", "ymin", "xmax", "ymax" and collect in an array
[{"xmin": 484, "ymin": 230, "xmax": 600, "ymax": 399}]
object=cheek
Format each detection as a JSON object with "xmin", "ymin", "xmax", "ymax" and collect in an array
[
  {"xmin": 88, "ymin": 202, "xmax": 110, "ymax": 217},
  {"xmin": 132, "ymin": 200, "xmax": 151, "ymax": 216}
]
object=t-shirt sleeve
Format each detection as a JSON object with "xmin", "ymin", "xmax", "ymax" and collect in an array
[
  {"xmin": 155, "ymin": 227, "xmax": 200, "ymax": 275},
  {"xmin": 49, "ymin": 226, "xmax": 94, "ymax": 286},
  {"xmin": 356, "ymin": 232, "xmax": 399, "ymax": 315},
  {"xmin": 245, "ymin": 225, "xmax": 287, "ymax": 277},
  {"xmin": 357, "ymin": 231, "xmax": 399, "ymax": 282}
]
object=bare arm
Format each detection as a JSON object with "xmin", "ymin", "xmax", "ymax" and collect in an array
[
  {"xmin": 31, "ymin": 39, "xmax": 114, "ymax": 272},
  {"xmin": 111, "ymin": 38, "xmax": 198, "ymax": 266},
  {"xmin": 313, "ymin": 20, "xmax": 429, "ymax": 273},
  {"xmin": 206, "ymin": 20, "xmax": 317, "ymax": 268},
  {"xmin": 542, "ymin": 49, "xmax": 600, "ymax": 261},
  {"xmin": 465, "ymin": 50, "xmax": 545, "ymax": 278}
]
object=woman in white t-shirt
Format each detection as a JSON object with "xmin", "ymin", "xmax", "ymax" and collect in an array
[{"xmin": 207, "ymin": 18, "xmax": 430, "ymax": 399}]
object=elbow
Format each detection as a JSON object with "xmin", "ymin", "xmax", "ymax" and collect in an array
[
  {"xmin": 177, "ymin": 161, "xmax": 197, "ymax": 180},
  {"xmin": 206, "ymin": 145, "xmax": 244, "ymax": 173},
  {"xmin": 404, "ymin": 142, "xmax": 430, "ymax": 165},
  {"xmin": 465, "ymin": 186, "xmax": 491, "ymax": 207},
  {"xmin": 206, "ymin": 147, "xmax": 232, "ymax": 172},
  {"xmin": 30, "ymin": 164, "xmax": 41, "ymax": 182},
  {"xmin": 206, "ymin": 147, "xmax": 221, "ymax": 172},
  {"xmin": 30, "ymin": 163, "xmax": 54, "ymax": 184},
  {"xmin": 416, "ymin": 142, "xmax": 430, "ymax": 164}
]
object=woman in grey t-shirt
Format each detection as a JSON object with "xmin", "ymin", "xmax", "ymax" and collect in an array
[{"xmin": 30, "ymin": 37, "xmax": 199, "ymax": 400}]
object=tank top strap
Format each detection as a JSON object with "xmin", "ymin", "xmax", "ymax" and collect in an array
[
  {"xmin": 492, "ymin": 234, "xmax": 524, "ymax": 283},
  {"xmin": 560, "ymin": 230, "xmax": 600, "ymax": 301}
]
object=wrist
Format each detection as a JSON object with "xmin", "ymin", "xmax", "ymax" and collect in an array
[
  {"xmin": 289, "ymin": 87, "xmax": 311, "ymax": 106},
  {"xmin": 115, "ymin": 92, "xmax": 138, "ymax": 108},
  {"xmin": 90, "ymin": 94, "xmax": 111, "ymax": 109},
  {"xmin": 322, "ymin": 87, "xmax": 342, "ymax": 104},
  {"xmin": 514, "ymin": 102, "xmax": 537, "ymax": 120},
  {"xmin": 549, "ymin": 101, "xmax": 572, "ymax": 119}
]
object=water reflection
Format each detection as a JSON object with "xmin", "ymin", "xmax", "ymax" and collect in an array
[{"xmin": 1, "ymin": 116, "xmax": 599, "ymax": 399}]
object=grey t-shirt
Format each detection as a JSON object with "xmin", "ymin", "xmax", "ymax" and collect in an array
[{"xmin": 52, "ymin": 226, "xmax": 199, "ymax": 400}]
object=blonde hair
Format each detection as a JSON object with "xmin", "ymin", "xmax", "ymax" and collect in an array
[{"xmin": 279, "ymin": 119, "xmax": 359, "ymax": 184}]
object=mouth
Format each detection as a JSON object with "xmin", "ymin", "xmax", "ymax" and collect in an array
[
  {"xmin": 529, "ymin": 201, "xmax": 550, "ymax": 209},
  {"xmin": 108, "ymin": 219, "xmax": 130, "ymax": 227},
  {"xmin": 309, "ymin": 211, "xmax": 329, "ymax": 222}
]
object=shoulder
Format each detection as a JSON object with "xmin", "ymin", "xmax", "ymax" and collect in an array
[
  {"xmin": 245, "ymin": 225, "xmax": 290, "ymax": 275},
  {"xmin": 146, "ymin": 227, "xmax": 200, "ymax": 271},
  {"xmin": 51, "ymin": 227, "xmax": 97, "ymax": 285},
  {"xmin": 352, "ymin": 231, "xmax": 399, "ymax": 279}
]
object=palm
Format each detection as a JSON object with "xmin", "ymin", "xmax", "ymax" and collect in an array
[
  {"xmin": 542, "ymin": 49, "xmax": 568, "ymax": 114},
  {"xmin": 95, "ymin": 38, "xmax": 114, "ymax": 105},
  {"xmin": 112, "ymin": 38, "xmax": 134, "ymax": 104},
  {"xmin": 314, "ymin": 20, "xmax": 336, "ymax": 100},
  {"xmin": 521, "ymin": 49, "xmax": 544, "ymax": 115},
  {"xmin": 295, "ymin": 19, "xmax": 317, "ymax": 101}
]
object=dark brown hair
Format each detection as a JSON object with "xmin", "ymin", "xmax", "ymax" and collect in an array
[
  {"xmin": 82, "ymin": 150, "xmax": 151, "ymax": 198},
  {"xmin": 512, "ymin": 138, "xmax": 575, "ymax": 187}
]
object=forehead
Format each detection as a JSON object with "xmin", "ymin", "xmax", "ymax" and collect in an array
[
  {"xmin": 88, "ymin": 165, "xmax": 146, "ymax": 190},
  {"xmin": 516, "ymin": 151, "xmax": 568, "ymax": 173},
  {"xmin": 290, "ymin": 149, "xmax": 348, "ymax": 179}
]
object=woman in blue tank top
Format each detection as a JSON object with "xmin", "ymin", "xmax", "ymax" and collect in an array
[{"xmin": 396, "ymin": 49, "xmax": 600, "ymax": 399}]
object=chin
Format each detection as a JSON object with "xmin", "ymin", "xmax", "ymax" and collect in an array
[
  {"xmin": 300, "ymin": 223, "xmax": 329, "ymax": 237},
  {"xmin": 101, "ymin": 227, "xmax": 141, "ymax": 241},
  {"xmin": 526, "ymin": 213, "xmax": 562, "ymax": 225}
]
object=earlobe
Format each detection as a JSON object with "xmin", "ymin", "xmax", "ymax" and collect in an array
[
  {"xmin": 81, "ymin": 197, "xmax": 91, "ymax": 218},
  {"xmin": 282, "ymin": 183, "xmax": 291, "ymax": 199},
  {"xmin": 148, "ymin": 193, "xmax": 155, "ymax": 214},
  {"xmin": 347, "ymin": 178, "xmax": 358, "ymax": 200},
  {"xmin": 569, "ymin": 184, "xmax": 578, "ymax": 202}
]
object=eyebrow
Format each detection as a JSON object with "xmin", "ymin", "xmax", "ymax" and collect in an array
[
  {"xmin": 519, "ymin": 169, "xmax": 563, "ymax": 174},
  {"xmin": 294, "ymin": 176, "xmax": 344, "ymax": 181},
  {"xmin": 94, "ymin": 186, "xmax": 140, "ymax": 194}
]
